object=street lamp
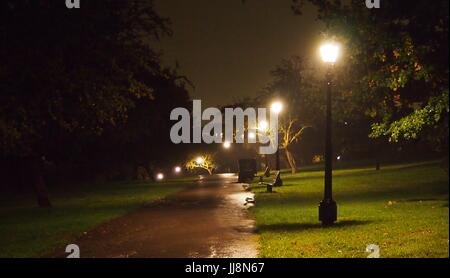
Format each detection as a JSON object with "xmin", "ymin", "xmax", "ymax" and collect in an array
[
  {"xmin": 248, "ymin": 131, "xmax": 256, "ymax": 140},
  {"xmin": 156, "ymin": 173, "xmax": 164, "ymax": 181},
  {"xmin": 196, "ymin": 156, "xmax": 204, "ymax": 165},
  {"xmin": 223, "ymin": 141, "xmax": 231, "ymax": 149},
  {"xmin": 271, "ymin": 101, "xmax": 283, "ymax": 114},
  {"xmin": 271, "ymin": 101, "xmax": 283, "ymax": 171},
  {"xmin": 320, "ymin": 43, "xmax": 340, "ymax": 63},
  {"xmin": 174, "ymin": 166, "xmax": 182, "ymax": 174},
  {"xmin": 319, "ymin": 42, "xmax": 339, "ymax": 225}
]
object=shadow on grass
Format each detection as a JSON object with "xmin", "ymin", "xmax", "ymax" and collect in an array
[{"xmin": 257, "ymin": 220, "xmax": 373, "ymax": 232}]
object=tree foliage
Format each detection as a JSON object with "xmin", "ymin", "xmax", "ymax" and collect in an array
[
  {"xmin": 263, "ymin": 56, "xmax": 321, "ymax": 172},
  {"xmin": 292, "ymin": 0, "xmax": 449, "ymax": 151},
  {"xmin": 185, "ymin": 154, "xmax": 216, "ymax": 175},
  {"xmin": 0, "ymin": 1, "xmax": 192, "ymax": 205},
  {"xmin": 0, "ymin": 0, "xmax": 171, "ymax": 157}
]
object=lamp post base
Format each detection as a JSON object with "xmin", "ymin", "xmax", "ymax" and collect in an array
[{"xmin": 319, "ymin": 199, "xmax": 337, "ymax": 225}]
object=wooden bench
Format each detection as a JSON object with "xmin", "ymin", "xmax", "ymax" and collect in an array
[
  {"xmin": 258, "ymin": 166, "xmax": 271, "ymax": 182},
  {"xmin": 259, "ymin": 171, "xmax": 282, "ymax": 193}
]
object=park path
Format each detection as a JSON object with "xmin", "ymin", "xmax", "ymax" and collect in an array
[{"xmin": 59, "ymin": 174, "xmax": 258, "ymax": 258}]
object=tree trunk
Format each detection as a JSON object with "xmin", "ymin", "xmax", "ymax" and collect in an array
[
  {"xmin": 375, "ymin": 150, "xmax": 381, "ymax": 170},
  {"xmin": 285, "ymin": 148, "xmax": 297, "ymax": 174},
  {"xmin": 136, "ymin": 166, "xmax": 150, "ymax": 180},
  {"xmin": 375, "ymin": 159, "xmax": 381, "ymax": 171},
  {"xmin": 29, "ymin": 158, "xmax": 52, "ymax": 208},
  {"xmin": 375, "ymin": 139, "xmax": 382, "ymax": 170},
  {"xmin": 264, "ymin": 155, "xmax": 270, "ymax": 171}
]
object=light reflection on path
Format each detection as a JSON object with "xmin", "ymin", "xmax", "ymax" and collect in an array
[{"xmin": 55, "ymin": 174, "xmax": 258, "ymax": 258}]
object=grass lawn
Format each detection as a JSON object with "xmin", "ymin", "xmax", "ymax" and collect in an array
[
  {"xmin": 0, "ymin": 178, "xmax": 195, "ymax": 258},
  {"xmin": 250, "ymin": 161, "xmax": 449, "ymax": 258}
]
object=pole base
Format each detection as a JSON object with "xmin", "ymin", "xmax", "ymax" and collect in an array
[{"xmin": 319, "ymin": 199, "xmax": 337, "ymax": 225}]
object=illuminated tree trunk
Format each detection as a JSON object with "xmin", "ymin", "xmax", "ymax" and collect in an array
[
  {"xmin": 285, "ymin": 147, "xmax": 297, "ymax": 174},
  {"xmin": 207, "ymin": 168, "xmax": 213, "ymax": 175},
  {"xmin": 264, "ymin": 155, "xmax": 269, "ymax": 169}
]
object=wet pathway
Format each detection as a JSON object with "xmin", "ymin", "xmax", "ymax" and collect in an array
[{"xmin": 59, "ymin": 174, "xmax": 258, "ymax": 258}]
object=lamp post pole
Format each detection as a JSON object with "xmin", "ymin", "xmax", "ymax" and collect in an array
[
  {"xmin": 275, "ymin": 146, "xmax": 280, "ymax": 171},
  {"xmin": 319, "ymin": 65, "xmax": 337, "ymax": 225},
  {"xmin": 325, "ymin": 67, "xmax": 333, "ymax": 200}
]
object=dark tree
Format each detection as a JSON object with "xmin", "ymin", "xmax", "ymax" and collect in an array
[
  {"xmin": 0, "ymin": 1, "xmax": 191, "ymax": 206},
  {"xmin": 264, "ymin": 56, "xmax": 323, "ymax": 173}
]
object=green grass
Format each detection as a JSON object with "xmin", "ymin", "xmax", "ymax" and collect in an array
[
  {"xmin": 250, "ymin": 161, "xmax": 449, "ymax": 258},
  {"xmin": 0, "ymin": 178, "xmax": 195, "ymax": 258}
]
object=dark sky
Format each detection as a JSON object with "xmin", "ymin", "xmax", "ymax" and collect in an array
[{"xmin": 154, "ymin": 0, "xmax": 323, "ymax": 106}]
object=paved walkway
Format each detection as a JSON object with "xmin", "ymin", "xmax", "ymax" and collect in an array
[{"xmin": 60, "ymin": 174, "xmax": 258, "ymax": 258}]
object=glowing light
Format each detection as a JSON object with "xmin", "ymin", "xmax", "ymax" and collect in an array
[
  {"xmin": 248, "ymin": 132, "xmax": 256, "ymax": 139},
  {"xmin": 320, "ymin": 43, "xmax": 340, "ymax": 63},
  {"xmin": 270, "ymin": 101, "xmax": 283, "ymax": 114},
  {"xmin": 337, "ymin": 156, "xmax": 341, "ymax": 160},
  {"xmin": 174, "ymin": 166, "xmax": 182, "ymax": 173},
  {"xmin": 196, "ymin": 156, "xmax": 204, "ymax": 164},
  {"xmin": 223, "ymin": 141, "xmax": 231, "ymax": 149},
  {"xmin": 156, "ymin": 173, "xmax": 164, "ymax": 180}
]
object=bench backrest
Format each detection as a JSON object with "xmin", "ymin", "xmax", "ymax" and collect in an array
[
  {"xmin": 273, "ymin": 171, "xmax": 281, "ymax": 186},
  {"xmin": 263, "ymin": 166, "xmax": 270, "ymax": 177}
]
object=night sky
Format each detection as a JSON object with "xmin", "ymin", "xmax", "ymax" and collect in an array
[{"xmin": 155, "ymin": 0, "xmax": 323, "ymax": 106}]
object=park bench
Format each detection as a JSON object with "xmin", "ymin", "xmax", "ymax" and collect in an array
[
  {"xmin": 259, "ymin": 171, "xmax": 282, "ymax": 193},
  {"xmin": 258, "ymin": 166, "xmax": 271, "ymax": 182}
]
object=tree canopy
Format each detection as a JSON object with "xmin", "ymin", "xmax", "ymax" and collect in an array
[
  {"xmin": 0, "ymin": 1, "xmax": 192, "ymax": 205},
  {"xmin": 292, "ymin": 0, "xmax": 449, "ymax": 152}
]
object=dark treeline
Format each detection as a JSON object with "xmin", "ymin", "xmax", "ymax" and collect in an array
[
  {"xmin": 223, "ymin": 58, "xmax": 443, "ymax": 176},
  {"xmin": 220, "ymin": 0, "xmax": 449, "ymax": 173},
  {"xmin": 1, "ymin": 0, "xmax": 448, "ymax": 207},
  {"xmin": 0, "ymin": 1, "xmax": 192, "ymax": 206},
  {"xmin": 272, "ymin": 0, "xmax": 449, "ymax": 173}
]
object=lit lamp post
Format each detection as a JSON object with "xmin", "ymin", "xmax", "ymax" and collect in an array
[
  {"xmin": 270, "ymin": 101, "xmax": 283, "ymax": 170},
  {"xmin": 156, "ymin": 173, "xmax": 164, "ymax": 181},
  {"xmin": 223, "ymin": 141, "xmax": 231, "ymax": 149},
  {"xmin": 196, "ymin": 156, "xmax": 204, "ymax": 165},
  {"xmin": 319, "ymin": 42, "xmax": 339, "ymax": 225}
]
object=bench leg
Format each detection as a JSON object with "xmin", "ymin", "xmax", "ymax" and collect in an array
[{"xmin": 266, "ymin": 184, "xmax": 272, "ymax": 193}]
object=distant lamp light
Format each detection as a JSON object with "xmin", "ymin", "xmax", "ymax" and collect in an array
[
  {"xmin": 174, "ymin": 166, "xmax": 182, "ymax": 173},
  {"xmin": 248, "ymin": 132, "xmax": 256, "ymax": 140},
  {"xmin": 156, "ymin": 173, "xmax": 164, "ymax": 180},
  {"xmin": 320, "ymin": 43, "xmax": 340, "ymax": 63},
  {"xmin": 196, "ymin": 156, "xmax": 204, "ymax": 164},
  {"xmin": 337, "ymin": 156, "xmax": 341, "ymax": 161},
  {"xmin": 223, "ymin": 141, "xmax": 231, "ymax": 149},
  {"xmin": 270, "ymin": 101, "xmax": 283, "ymax": 114}
]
